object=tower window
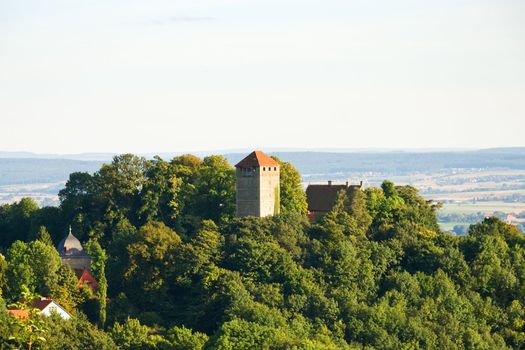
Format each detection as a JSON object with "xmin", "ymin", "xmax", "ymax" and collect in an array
[
  {"xmin": 274, "ymin": 167, "xmax": 277, "ymax": 171},
  {"xmin": 263, "ymin": 167, "xmax": 265, "ymax": 171}
]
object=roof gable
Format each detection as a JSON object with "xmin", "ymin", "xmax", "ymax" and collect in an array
[
  {"xmin": 235, "ymin": 151, "xmax": 280, "ymax": 168},
  {"xmin": 75, "ymin": 268, "xmax": 98, "ymax": 291}
]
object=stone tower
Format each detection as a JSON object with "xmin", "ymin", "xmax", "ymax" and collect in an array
[{"xmin": 235, "ymin": 150, "xmax": 280, "ymax": 217}]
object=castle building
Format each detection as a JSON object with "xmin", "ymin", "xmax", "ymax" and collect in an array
[
  {"xmin": 235, "ymin": 150, "xmax": 280, "ymax": 217},
  {"xmin": 57, "ymin": 228, "xmax": 92, "ymax": 271}
]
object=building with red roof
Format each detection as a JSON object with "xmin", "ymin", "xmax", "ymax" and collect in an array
[
  {"xmin": 75, "ymin": 267, "xmax": 98, "ymax": 292},
  {"xmin": 235, "ymin": 150, "xmax": 280, "ymax": 217},
  {"xmin": 7, "ymin": 298, "xmax": 71, "ymax": 320}
]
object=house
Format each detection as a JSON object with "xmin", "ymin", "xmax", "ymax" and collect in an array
[
  {"xmin": 75, "ymin": 267, "xmax": 98, "ymax": 292},
  {"xmin": 7, "ymin": 298, "xmax": 71, "ymax": 320},
  {"xmin": 31, "ymin": 298, "xmax": 71, "ymax": 320},
  {"xmin": 306, "ymin": 181, "xmax": 363, "ymax": 222}
]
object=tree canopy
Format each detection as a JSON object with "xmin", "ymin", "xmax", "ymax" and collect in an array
[{"xmin": 2, "ymin": 154, "xmax": 525, "ymax": 349}]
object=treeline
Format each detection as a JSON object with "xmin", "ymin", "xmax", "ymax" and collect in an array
[{"xmin": 1, "ymin": 154, "xmax": 525, "ymax": 349}]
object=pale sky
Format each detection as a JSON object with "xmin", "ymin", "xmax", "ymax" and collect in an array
[{"xmin": 1, "ymin": 0, "xmax": 524, "ymax": 154}]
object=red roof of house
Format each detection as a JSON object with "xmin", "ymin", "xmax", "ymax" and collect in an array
[
  {"xmin": 74, "ymin": 268, "xmax": 98, "ymax": 291},
  {"xmin": 7, "ymin": 309, "xmax": 29, "ymax": 319},
  {"xmin": 235, "ymin": 151, "xmax": 280, "ymax": 168}
]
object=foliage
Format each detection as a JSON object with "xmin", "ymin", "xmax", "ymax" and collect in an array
[
  {"xmin": 271, "ymin": 156, "xmax": 308, "ymax": 215},
  {"xmin": 3, "ymin": 155, "xmax": 525, "ymax": 349}
]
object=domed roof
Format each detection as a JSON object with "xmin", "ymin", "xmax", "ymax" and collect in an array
[{"xmin": 57, "ymin": 228, "xmax": 85, "ymax": 256}]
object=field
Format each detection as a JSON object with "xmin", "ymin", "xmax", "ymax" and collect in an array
[{"xmin": 439, "ymin": 202, "xmax": 525, "ymax": 215}]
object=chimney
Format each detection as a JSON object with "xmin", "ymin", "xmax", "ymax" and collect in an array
[
  {"xmin": 359, "ymin": 181, "xmax": 363, "ymax": 187},
  {"xmin": 345, "ymin": 181, "xmax": 349, "ymax": 187},
  {"xmin": 328, "ymin": 180, "xmax": 332, "ymax": 186}
]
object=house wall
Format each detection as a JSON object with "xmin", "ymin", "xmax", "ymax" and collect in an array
[{"xmin": 41, "ymin": 303, "xmax": 71, "ymax": 320}]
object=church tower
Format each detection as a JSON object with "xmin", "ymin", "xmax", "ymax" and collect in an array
[{"xmin": 235, "ymin": 150, "xmax": 280, "ymax": 217}]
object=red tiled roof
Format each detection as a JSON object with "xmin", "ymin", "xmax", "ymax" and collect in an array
[
  {"xmin": 7, "ymin": 309, "xmax": 29, "ymax": 319},
  {"xmin": 74, "ymin": 268, "xmax": 98, "ymax": 291},
  {"xmin": 235, "ymin": 151, "xmax": 280, "ymax": 168}
]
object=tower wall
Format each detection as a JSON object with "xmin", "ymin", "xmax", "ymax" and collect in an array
[
  {"xmin": 259, "ymin": 165, "xmax": 280, "ymax": 217},
  {"xmin": 236, "ymin": 166, "xmax": 280, "ymax": 217},
  {"xmin": 60, "ymin": 255, "xmax": 92, "ymax": 271},
  {"xmin": 236, "ymin": 167, "xmax": 261, "ymax": 217}
]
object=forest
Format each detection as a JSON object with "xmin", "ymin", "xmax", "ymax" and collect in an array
[{"xmin": 1, "ymin": 153, "xmax": 525, "ymax": 349}]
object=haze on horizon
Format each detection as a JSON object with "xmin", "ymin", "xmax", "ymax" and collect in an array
[{"xmin": 1, "ymin": 0, "xmax": 524, "ymax": 154}]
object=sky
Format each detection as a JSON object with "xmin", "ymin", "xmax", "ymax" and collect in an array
[{"xmin": 0, "ymin": 0, "xmax": 524, "ymax": 154}]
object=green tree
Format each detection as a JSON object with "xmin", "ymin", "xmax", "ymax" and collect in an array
[
  {"xmin": 166, "ymin": 326, "xmax": 208, "ymax": 350},
  {"xmin": 86, "ymin": 239, "xmax": 108, "ymax": 326},
  {"xmin": 192, "ymin": 156, "xmax": 236, "ymax": 224},
  {"xmin": 59, "ymin": 172, "xmax": 102, "ymax": 241},
  {"xmin": 45, "ymin": 314, "xmax": 118, "ymax": 349},
  {"xmin": 96, "ymin": 154, "xmax": 149, "ymax": 226},
  {"xmin": 124, "ymin": 221, "xmax": 182, "ymax": 310},
  {"xmin": 170, "ymin": 154, "xmax": 203, "ymax": 232},
  {"xmin": 347, "ymin": 186, "xmax": 372, "ymax": 235},
  {"xmin": 0, "ymin": 254, "xmax": 6, "ymax": 297},
  {"xmin": 110, "ymin": 317, "xmax": 166, "ymax": 350},
  {"xmin": 35, "ymin": 226, "xmax": 54, "ymax": 246},
  {"xmin": 139, "ymin": 156, "xmax": 182, "ymax": 226},
  {"xmin": 271, "ymin": 156, "xmax": 307, "ymax": 215},
  {"xmin": 6, "ymin": 240, "xmax": 61, "ymax": 300},
  {"xmin": 106, "ymin": 218, "xmax": 137, "ymax": 296},
  {"xmin": 178, "ymin": 220, "xmax": 223, "ymax": 279},
  {"xmin": 0, "ymin": 198, "xmax": 39, "ymax": 246}
]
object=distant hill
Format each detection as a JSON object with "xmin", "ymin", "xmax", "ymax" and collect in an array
[
  {"xmin": 0, "ymin": 158, "xmax": 104, "ymax": 185},
  {"xmin": 1, "ymin": 148, "xmax": 525, "ymax": 186},
  {"xmin": 225, "ymin": 149, "xmax": 525, "ymax": 176}
]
